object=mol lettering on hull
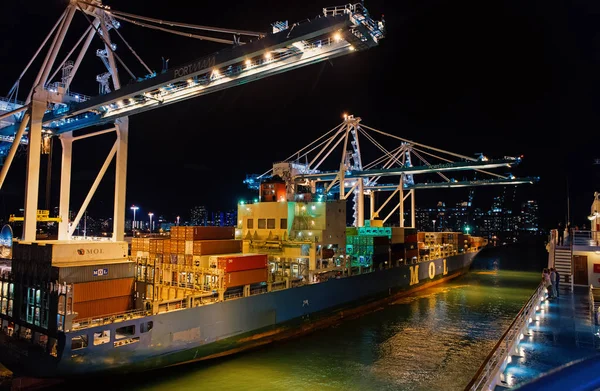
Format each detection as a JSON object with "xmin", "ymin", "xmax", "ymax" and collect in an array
[{"xmin": 409, "ymin": 259, "xmax": 450, "ymax": 286}]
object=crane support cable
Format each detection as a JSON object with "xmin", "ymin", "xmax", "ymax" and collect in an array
[
  {"xmin": 109, "ymin": 9, "xmax": 266, "ymax": 38},
  {"xmin": 111, "ymin": 23, "xmax": 153, "ymax": 75},
  {"xmin": 76, "ymin": 0, "xmax": 265, "ymax": 37},
  {"xmin": 258, "ymin": 122, "xmax": 345, "ymax": 179},
  {"xmin": 358, "ymin": 127, "xmax": 403, "ymax": 167},
  {"xmin": 112, "ymin": 14, "xmax": 235, "ymax": 45},
  {"xmin": 410, "ymin": 148, "xmax": 451, "ymax": 182},
  {"xmin": 360, "ymin": 123, "xmax": 478, "ymax": 162},
  {"xmin": 358, "ymin": 128, "xmax": 405, "ymax": 185},
  {"xmin": 411, "ymin": 146, "xmax": 507, "ymax": 179},
  {"xmin": 11, "ymin": 9, "xmax": 67, "ymax": 93},
  {"xmin": 77, "ymin": 3, "xmax": 137, "ymax": 80},
  {"xmin": 48, "ymin": 25, "xmax": 93, "ymax": 86},
  {"xmin": 362, "ymin": 145, "xmax": 403, "ymax": 170},
  {"xmin": 8, "ymin": 8, "xmax": 68, "ymax": 97}
]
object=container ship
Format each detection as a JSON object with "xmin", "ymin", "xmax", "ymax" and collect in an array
[{"xmin": 0, "ymin": 159, "xmax": 486, "ymax": 378}]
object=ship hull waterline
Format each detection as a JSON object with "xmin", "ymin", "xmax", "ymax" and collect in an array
[{"xmin": 0, "ymin": 251, "xmax": 477, "ymax": 378}]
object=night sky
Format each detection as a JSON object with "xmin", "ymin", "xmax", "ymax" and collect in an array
[{"xmin": 1, "ymin": 0, "xmax": 599, "ymax": 229}]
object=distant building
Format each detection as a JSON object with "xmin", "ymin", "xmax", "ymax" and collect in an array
[
  {"xmin": 208, "ymin": 210, "xmax": 237, "ymax": 227},
  {"xmin": 414, "ymin": 188, "xmax": 539, "ymax": 245},
  {"xmin": 190, "ymin": 206, "xmax": 207, "ymax": 226},
  {"xmin": 518, "ymin": 200, "xmax": 539, "ymax": 232},
  {"xmin": 224, "ymin": 210, "xmax": 237, "ymax": 227}
]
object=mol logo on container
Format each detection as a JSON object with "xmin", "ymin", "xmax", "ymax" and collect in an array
[
  {"xmin": 93, "ymin": 268, "xmax": 109, "ymax": 277},
  {"xmin": 76, "ymin": 248, "xmax": 104, "ymax": 256}
]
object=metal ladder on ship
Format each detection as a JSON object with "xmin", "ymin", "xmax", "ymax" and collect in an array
[{"xmin": 554, "ymin": 245, "xmax": 573, "ymax": 292}]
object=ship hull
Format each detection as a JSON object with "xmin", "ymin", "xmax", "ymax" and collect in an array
[{"xmin": 0, "ymin": 251, "xmax": 477, "ymax": 378}]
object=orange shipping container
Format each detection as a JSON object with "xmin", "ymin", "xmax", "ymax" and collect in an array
[
  {"xmin": 192, "ymin": 239, "xmax": 241, "ymax": 256},
  {"xmin": 170, "ymin": 226, "xmax": 181, "ymax": 240},
  {"xmin": 149, "ymin": 238, "xmax": 164, "ymax": 253},
  {"xmin": 223, "ymin": 268, "xmax": 268, "ymax": 288},
  {"xmin": 175, "ymin": 239, "xmax": 185, "ymax": 254},
  {"xmin": 73, "ymin": 295, "xmax": 133, "ymax": 320},
  {"xmin": 193, "ymin": 226, "xmax": 235, "ymax": 240},
  {"xmin": 72, "ymin": 278, "xmax": 134, "ymax": 303},
  {"xmin": 131, "ymin": 238, "xmax": 139, "ymax": 253},
  {"xmin": 163, "ymin": 239, "xmax": 172, "ymax": 254},
  {"xmin": 183, "ymin": 226, "xmax": 194, "ymax": 241}
]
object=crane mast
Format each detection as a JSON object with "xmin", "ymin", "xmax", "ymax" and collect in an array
[{"xmin": 0, "ymin": 2, "xmax": 386, "ymax": 242}]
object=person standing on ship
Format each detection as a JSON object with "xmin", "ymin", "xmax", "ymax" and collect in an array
[
  {"xmin": 542, "ymin": 268, "xmax": 553, "ymax": 299},
  {"xmin": 557, "ymin": 222, "xmax": 564, "ymax": 246},
  {"xmin": 553, "ymin": 268, "xmax": 560, "ymax": 298},
  {"xmin": 549, "ymin": 268, "xmax": 557, "ymax": 298}
]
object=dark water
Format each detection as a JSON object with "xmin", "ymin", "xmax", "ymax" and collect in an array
[{"xmin": 58, "ymin": 239, "xmax": 548, "ymax": 391}]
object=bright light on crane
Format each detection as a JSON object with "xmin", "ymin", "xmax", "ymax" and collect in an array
[
  {"xmin": 264, "ymin": 52, "xmax": 272, "ymax": 60},
  {"xmin": 333, "ymin": 32, "xmax": 342, "ymax": 42},
  {"xmin": 245, "ymin": 59, "xmax": 252, "ymax": 67}
]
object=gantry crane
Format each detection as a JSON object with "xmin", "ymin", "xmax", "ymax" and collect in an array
[
  {"xmin": 248, "ymin": 114, "xmax": 539, "ymax": 227},
  {"xmin": 0, "ymin": 1, "xmax": 385, "ymax": 242}
]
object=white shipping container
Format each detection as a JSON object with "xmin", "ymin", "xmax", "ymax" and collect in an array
[
  {"xmin": 192, "ymin": 255, "xmax": 210, "ymax": 268},
  {"xmin": 184, "ymin": 240, "xmax": 193, "ymax": 255},
  {"xmin": 40, "ymin": 241, "xmax": 129, "ymax": 263}
]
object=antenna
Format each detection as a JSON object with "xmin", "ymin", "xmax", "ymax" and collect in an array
[{"xmin": 566, "ymin": 176, "xmax": 570, "ymax": 224}]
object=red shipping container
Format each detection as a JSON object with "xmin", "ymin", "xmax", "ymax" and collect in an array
[
  {"xmin": 192, "ymin": 239, "xmax": 241, "ymax": 256},
  {"xmin": 193, "ymin": 226, "xmax": 234, "ymax": 240},
  {"xmin": 217, "ymin": 254, "xmax": 268, "ymax": 272},
  {"xmin": 223, "ymin": 268, "xmax": 268, "ymax": 288}
]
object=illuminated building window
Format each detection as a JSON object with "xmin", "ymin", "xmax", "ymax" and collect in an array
[
  {"xmin": 280, "ymin": 218, "xmax": 287, "ymax": 229},
  {"xmin": 267, "ymin": 219, "xmax": 276, "ymax": 229},
  {"xmin": 258, "ymin": 219, "xmax": 266, "ymax": 229},
  {"xmin": 247, "ymin": 219, "xmax": 254, "ymax": 229}
]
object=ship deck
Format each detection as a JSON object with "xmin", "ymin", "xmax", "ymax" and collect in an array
[{"xmin": 495, "ymin": 285, "xmax": 600, "ymax": 390}]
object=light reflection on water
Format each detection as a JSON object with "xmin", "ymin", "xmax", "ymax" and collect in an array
[{"xmin": 84, "ymin": 269, "xmax": 541, "ymax": 391}]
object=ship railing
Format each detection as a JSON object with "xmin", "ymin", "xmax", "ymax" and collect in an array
[
  {"xmin": 157, "ymin": 298, "xmax": 190, "ymax": 314},
  {"xmin": 224, "ymin": 291, "xmax": 243, "ymax": 300},
  {"xmin": 464, "ymin": 281, "xmax": 546, "ymax": 391},
  {"xmin": 71, "ymin": 308, "xmax": 151, "ymax": 331},
  {"xmin": 271, "ymin": 281, "xmax": 287, "ymax": 291},
  {"xmin": 250, "ymin": 287, "xmax": 268, "ymax": 295},
  {"xmin": 571, "ymin": 230, "xmax": 600, "ymax": 247},
  {"xmin": 589, "ymin": 285, "xmax": 600, "ymax": 325}
]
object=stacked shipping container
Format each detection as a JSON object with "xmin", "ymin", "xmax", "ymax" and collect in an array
[
  {"xmin": 72, "ymin": 278, "xmax": 134, "ymax": 320},
  {"xmin": 346, "ymin": 235, "xmax": 389, "ymax": 268},
  {"xmin": 9, "ymin": 241, "xmax": 136, "ymax": 330},
  {"xmin": 215, "ymin": 254, "xmax": 268, "ymax": 289},
  {"xmin": 132, "ymin": 227, "xmax": 268, "ymax": 301}
]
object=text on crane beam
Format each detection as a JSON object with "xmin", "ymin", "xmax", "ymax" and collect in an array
[{"xmin": 174, "ymin": 57, "xmax": 217, "ymax": 78}]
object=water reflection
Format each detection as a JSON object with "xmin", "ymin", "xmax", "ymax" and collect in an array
[{"xmin": 62, "ymin": 267, "xmax": 541, "ymax": 391}]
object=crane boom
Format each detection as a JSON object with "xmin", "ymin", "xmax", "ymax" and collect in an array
[{"xmin": 0, "ymin": 4, "xmax": 385, "ymax": 136}]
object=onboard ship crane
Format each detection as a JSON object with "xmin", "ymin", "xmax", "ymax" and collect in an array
[
  {"xmin": 249, "ymin": 114, "xmax": 539, "ymax": 227},
  {"xmin": 0, "ymin": 1, "xmax": 385, "ymax": 242}
]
